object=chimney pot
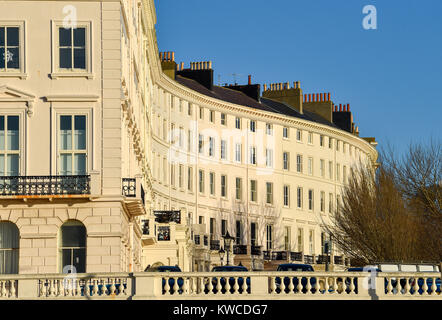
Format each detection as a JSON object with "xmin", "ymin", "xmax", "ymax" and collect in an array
[
  {"xmin": 171, "ymin": 52, "xmax": 175, "ymax": 62},
  {"xmin": 347, "ymin": 104, "xmax": 350, "ymax": 112},
  {"xmin": 316, "ymin": 93, "xmax": 319, "ymax": 102},
  {"xmin": 248, "ymin": 75, "xmax": 252, "ymax": 85},
  {"xmin": 308, "ymin": 94, "xmax": 311, "ymax": 102},
  {"xmin": 339, "ymin": 104, "xmax": 342, "ymax": 112},
  {"xmin": 320, "ymin": 93, "xmax": 323, "ymax": 101},
  {"xmin": 327, "ymin": 93, "xmax": 331, "ymax": 101},
  {"xmin": 297, "ymin": 81, "xmax": 300, "ymax": 89}
]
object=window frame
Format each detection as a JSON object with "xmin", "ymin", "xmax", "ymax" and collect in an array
[
  {"xmin": 51, "ymin": 20, "xmax": 93, "ymax": 79},
  {"xmin": 0, "ymin": 112, "xmax": 25, "ymax": 176},
  {"xmin": 0, "ymin": 22, "xmax": 27, "ymax": 78}
]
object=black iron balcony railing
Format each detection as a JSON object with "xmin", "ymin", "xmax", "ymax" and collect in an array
[
  {"xmin": 316, "ymin": 255, "xmax": 331, "ymax": 264},
  {"xmin": 122, "ymin": 178, "xmax": 136, "ymax": 197},
  {"xmin": 194, "ymin": 235, "xmax": 201, "ymax": 245},
  {"xmin": 271, "ymin": 251, "xmax": 288, "ymax": 261},
  {"xmin": 154, "ymin": 210, "xmax": 181, "ymax": 224},
  {"xmin": 334, "ymin": 256, "xmax": 343, "ymax": 265},
  {"xmin": 233, "ymin": 245, "xmax": 247, "ymax": 255},
  {"xmin": 304, "ymin": 255, "xmax": 314, "ymax": 264},
  {"xmin": 141, "ymin": 220, "xmax": 149, "ymax": 235},
  {"xmin": 251, "ymin": 245, "xmax": 261, "ymax": 256},
  {"xmin": 290, "ymin": 251, "xmax": 303, "ymax": 262},
  {"xmin": 263, "ymin": 251, "xmax": 271, "ymax": 260},
  {"xmin": 210, "ymin": 240, "xmax": 220, "ymax": 251},
  {"xmin": 157, "ymin": 226, "xmax": 170, "ymax": 241},
  {"xmin": 0, "ymin": 175, "xmax": 90, "ymax": 196}
]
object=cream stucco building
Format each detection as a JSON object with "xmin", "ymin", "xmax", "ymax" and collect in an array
[{"xmin": 0, "ymin": 0, "xmax": 378, "ymax": 275}]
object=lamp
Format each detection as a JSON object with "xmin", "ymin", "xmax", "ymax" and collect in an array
[
  {"xmin": 218, "ymin": 248, "xmax": 225, "ymax": 266},
  {"xmin": 222, "ymin": 231, "xmax": 235, "ymax": 266}
]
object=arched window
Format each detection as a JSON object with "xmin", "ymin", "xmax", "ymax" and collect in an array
[
  {"xmin": 59, "ymin": 220, "xmax": 86, "ymax": 273},
  {"xmin": 0, "ymin": 222, "xmax": 19, "ymax": 274}
]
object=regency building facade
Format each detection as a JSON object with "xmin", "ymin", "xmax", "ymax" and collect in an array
[{"xmin": 0, "ymin": 0, "xmax": 378, "ymax": 274}]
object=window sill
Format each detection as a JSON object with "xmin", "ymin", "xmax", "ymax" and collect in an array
[
  {"xmin": 50, "ymin": 72, "xmax": 94, "ymax": 80},
  {"xmin": 0, "ymin": 72, "xmax": 28, "ymax": 79}
]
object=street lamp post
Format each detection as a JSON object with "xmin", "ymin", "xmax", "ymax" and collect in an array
[
  {"xmin": 222, "ymin": 231, "xmax": 235, "ymax": 266},
  {"xmin": 218, "ymin": 248, "xmax": 225, "ymax": 266}
]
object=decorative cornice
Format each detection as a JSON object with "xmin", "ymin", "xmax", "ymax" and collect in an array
[
  {"xmin": 0, "ymin": 85, "xmax": 36, "ymax": 116},
  {"xmin": 44, "ymin": 95, "xmax": 100, "ymax": 102}
]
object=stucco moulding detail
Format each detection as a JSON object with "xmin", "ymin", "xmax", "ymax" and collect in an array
[
  {"xmin": 0, "ymin": 85, "xmax": 36, "ymax": 116},
  {"xmin": 44, "ymin": 95, "xmax": 100, "ymax": 102}
]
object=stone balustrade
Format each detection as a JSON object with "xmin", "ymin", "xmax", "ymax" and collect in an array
[{"xmin": 0, "ymin": 272, "xmax": 439, "ymax": 300}]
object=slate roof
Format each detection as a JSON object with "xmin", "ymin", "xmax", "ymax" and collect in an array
[{"xmin": 175, "ymin": 75, "xmax": 337, "ymax": 128}]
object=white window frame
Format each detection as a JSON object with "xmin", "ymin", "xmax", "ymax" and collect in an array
[
  {"xmin": 51, "ymin": 20, "xmax": 93, "ymax": 79},
  {"xmin": 0, "ymin": 21, "xmax": 27, "ymax": 79},
  {"xmin": 0, "ymin": 110, "xmax": 26, "ymax": 176},
  {"xmin": 52, "ymin": 106, "xmax": 93, "ymax": 176}
]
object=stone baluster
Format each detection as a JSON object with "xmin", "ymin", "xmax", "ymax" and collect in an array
[
  {"xmin": 287, "ymin": 277, "xmax": 294, "ymax": 294},
  {"xmin": 269, "ymin": 276, "xmax": 276, "ymax": 294},
  {"xmin": 348, "ymin": 277, "xmax": 355, "ymax": 295},
  {"xmin": 232, "ymin": 277, "xmax": 239, "ymax": 294},
  {"xmin": 109, "ymin": 278, "xmax": 116, "ymax": 295},
  {"xmin": 164, "ymin": 277, "xmax": 170, "ymax": 295},
  {"xmin": 430, "ymin": 277, "xmax": 437, "ymax": 296},
  {"xmin": 386, "ymin": 277, "xmax": 392, "ymax": 295},
  {"xmin": 92, "ymin": 279, "xmax": 99, "ymax": 296},
  {"xmin": 241, "ymin": 278, "xmax": 247, "ymax": 294},
  {"xmin": 49, "ymin": 279, "xmax": 56, "ymax": 297},
  {"xmin": 121, "ymin": 279, "xmax": 127, "ymax": 296},
  {"xmin": 328, "ymin": 277, "xmax": 335, "ymax": 294},
  {"xmin": 75, "ymin": 278, "xmax": 81, "ymax": 297},
  {"xmin": 173, "ymin": 277, "xmax": 179, "ymax": 295},
  {"xmin": 324, "ymin": 277, "xmax": 330, "ymax": 295},
  {"xmin": 404, "ymin": 277, "xmax": 411, "ymax": 295},
  {"xmin": 10, "ymin": 280, "xmax": 16, "ymax": 298},
  {"xmin": 296, "ymin": 277, "xmax": 302, "ymax": 294},
  {"xmin": 101, "ymin": 279, "xmax": 108, "ymax": 295},
  {"xmin": 412, "ymin": 278, "xmax": 419, "ymax": 295},
  {"xmin": 305, "ymin": 277, "xmax": 312, "ymax": 295},
  {"xmin": 224, "ymin": 277, "xmax": 231, "ymax": 294},
  {"xmin": 215, "ymin": 277, "xmax": 222, "ymax": 294},
  {"xmin": 1, "ymin": 281, "xmax": 6, "ymax": 297},
  {"xmin": 422, "ymin": 277, "xmax": 429, "ymax": 295},
  {"xmin": 191, "ymin": 277, "xmax": 197, "ymax": 295},
  {"xmin": 207, "ymin": 277, "xmax": 214, "ymax": 295},
  {"xmin": 182, "ymin": 277, "xmax": 188, "ymax": 295}
]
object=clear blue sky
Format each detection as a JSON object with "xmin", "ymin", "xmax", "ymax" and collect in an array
[{"xmin": 155, "ymin": 0, "xmax": 442, "ymax": 155}]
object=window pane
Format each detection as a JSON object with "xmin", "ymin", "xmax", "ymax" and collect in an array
[
  {"xmin": 6, "ymin": 27, "xmax": 19, "ymax": 46},
  {"xmin": 74, "ymin": 116, "xmax": 86, "ymax": 150},
  {"xmin": 0, "ymin": 48, "xmax": 4, "ymax": 69},
  {"xmin": 73, "ymin": 48, "xmax": 86, "ymax": 69},
  {"xmin": 74, "ymin": 154, "xmax": 86, "ymax": 175},
  {"xmin": 60, "ymin": 154, "xmax": 72, "ymax": 175},
  {"xmin": 0, "ymin": 116, "xmax": 4, "ymax": 150},
  {"xmin": 59, "ymin": 48, "xmax": 72, "ymax": 69},
  {"xmin": 6, "ymin": 155, "xmax": 19, "ymax": 176},
  {"xmin": 60, "ymin": 116, "xmax": 72, "ymax": 150},
  {"xmin": 7, "ymin": 116, "xmax": 19, "ymax": 150},
  {"xmin": 0, "ymin": 155, "xmax": 4, "ymax": 175},
  {"xmin": 0, "ymin": 27, "xmax": 4, "ymax": 46},
  {"xmin": 59, "ymin": 28, "xmax": 72, "ymax": 46},
  {"xmin": 6, "ymin": 47, "xmax": 19, "ymax": 69},
  {"xmin": 73, "ymin": 28, "xmax": 85, "ymax": 46},
  {"xmin": 61, "ymin": 224, "xmax": 86, "ymax": 247},
  {"xmin": 72, "ymin": 248, "xmax": 86, "ymax": 273}
]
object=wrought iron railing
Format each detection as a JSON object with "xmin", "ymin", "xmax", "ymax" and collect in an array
[
  {"xmin": 141, "ymin": 220, "xmax": 150, "ymax": 235},
  {"xmin": 210, "ymin": 240, "xmax": 220, "ymax": 251},
  {"xmin": 271, "ymin": 251, "xmax": 287, "ymax": 261},
  {"xmin": 122, "ymin": 178, "xmax": 136, "ymax": 197},
  {"xmin": 263, "ymin": 251, "xmax": 271, "ymax": 260},
  {"xmin": 233, "ymin": 245, "xmax": 247, "ymax": 255},
  {"xmin": 316, "ymin": 255, "xmax": 331, "ymax": 264},
  {"xmin": 304, "ymin": 255, "xmax": 314, "ymax": 264},
  {"xmin": 251, "ymin": 246, "xmax": 261, "ymax": 256},
  {"xmin": 290, "ymin": 251, "xmax": 303, "ymax": 262},
  {"xmin": 157, "ymin": 226, "xmax": 170, "ymax": 241},
  {"xmin": 154, "ymin": 211, "xmax": 181, "ymax": 224},
  {"xmin": 0, "ymin": 175, "xmax": 90, "ymax": 196},
  {"xmin": 334, "ymin": 256, "xmax": 344, "ymax": 265}
]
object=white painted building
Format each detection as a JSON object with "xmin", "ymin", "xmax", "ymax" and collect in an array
[{"xmin": 0, "ymin": 0, "xmax": 378, "ymax": 275}]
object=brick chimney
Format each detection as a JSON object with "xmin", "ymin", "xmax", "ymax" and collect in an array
[
  {"xmin": 160, "ymin": 51, "xmax": 178, "ymax": 79},
  {"xmin": 261, "ymin": 81, "xmax": 303, "ymax": 113},
  {"xmin": 176, "ymin": 60, "xmax": 214, "ymax": 91},
  {"xmin": 223, "ymin": 75, "xmax": 261, "ymax": 101}
]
